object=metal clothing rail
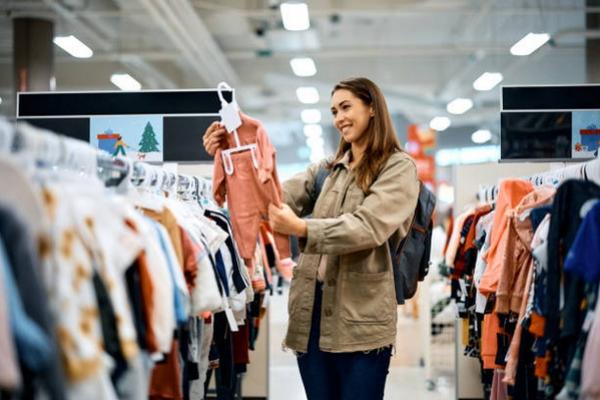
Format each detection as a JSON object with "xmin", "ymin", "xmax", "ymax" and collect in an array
[
  {"xmin": 477, "ymin": 157, "xmax": 600, "ymax": 203},
  {"xmin": 0, "ymin": 117, "xmax": 210, "ymax": 196}
]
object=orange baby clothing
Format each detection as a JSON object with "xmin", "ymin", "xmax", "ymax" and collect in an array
[
  {"xmin": 480, "ymin": 179, "xmax": 534, "ymax": 296},
  {"xmin": 213, "ymin": 114, "xmax": 291, "ymax": 269}
]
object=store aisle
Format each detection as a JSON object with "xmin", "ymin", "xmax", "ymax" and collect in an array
[{"xmin": 269, "ymin": 286, "xmax": 454, "ymax": 400}]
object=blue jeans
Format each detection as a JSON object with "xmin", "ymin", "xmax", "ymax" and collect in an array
[{"xmin": 296, "ymin": 283, "xmax": 392, "ymax": 400}]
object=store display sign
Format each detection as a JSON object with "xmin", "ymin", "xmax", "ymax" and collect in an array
[
  {"xmin": 407, "ymin": 123, "xmax": 436, "ymax": 151},
  {"xmin": 501, "ymin": 85, "xmax": 600, "ymax": 162},
  {"xmin": 16, "ymin": 89, "xmax": 232, "ymax": 162},
  {"xmin": 572, "ymin": 111, "xmax": 600, "ymax": 159},
  {"xmin": 91, "ymin": 115, "xmax": 164, "ymax": 162},
  {"xmin": 406, "ymin": 124, "xmax": 436, "ymax": 187}
]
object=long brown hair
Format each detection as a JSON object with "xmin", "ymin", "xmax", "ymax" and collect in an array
[{"xmin": 328, "ymin": 77, "xmax": 402, "ymax": 192}]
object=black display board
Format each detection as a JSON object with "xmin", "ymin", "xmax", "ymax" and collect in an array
[
  {"xmin": 17, "ymin": 89, "xmax": 232, "ymax": 162},
  {"xmin": 501, "ymin": 85, "xmax": 600, "ymax": 162}
]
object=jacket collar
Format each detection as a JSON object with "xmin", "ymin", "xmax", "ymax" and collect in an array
[{"xmin": 333, "ymin": 150, "xmax": 352, "ymax": 170}]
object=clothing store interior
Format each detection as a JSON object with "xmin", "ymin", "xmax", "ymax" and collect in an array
[{"xmin": 1, "ymin": 1, "xmax": 600, "ymax": 399}]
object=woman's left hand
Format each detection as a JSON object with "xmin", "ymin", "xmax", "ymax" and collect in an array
[{"xmin": 268, "ymin": 203, "xmax": 307, "ymax": 237}]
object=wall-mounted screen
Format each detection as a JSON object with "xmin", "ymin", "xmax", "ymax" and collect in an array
[{"xmin": 500, "ymin": 85, "xmax": 600, "ymax": 162}]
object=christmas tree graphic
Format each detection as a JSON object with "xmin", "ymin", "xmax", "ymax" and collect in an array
[{"xmin": 138, "ymin": 122, "xmax": 160, "ymax": 153}]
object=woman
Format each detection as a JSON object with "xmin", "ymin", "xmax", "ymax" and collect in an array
[{"xmin": 203, "ymin": 77, "xmax": 420, "ymax": 400}]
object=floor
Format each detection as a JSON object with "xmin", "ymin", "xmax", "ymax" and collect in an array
[{"xmin": 268, "ymin": 285, "xmax": 456, "ymax": 400}]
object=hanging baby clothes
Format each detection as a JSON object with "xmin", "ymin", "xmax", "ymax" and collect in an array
[
  {"xmin": 563, "ymin": 200, "xmax": 600, "ymax": 399},
  {"xmin": 544, "ymin": 180, "xmax": 600, "ymax": 395},
  {"xmin": 212, "ymin": 112, "xmax": 291, "ymax": 274},
  {"xmin": 479, "ymin": 179, "xmax": 534, "ymax": 370},
  {"xmin": 503, "ymin": 213, "xmax": 551, "ymax": 387},
  {"xmin": 580, "ymin": 287, "xmax": 600, "ymax": 400},
  {"xmin": 495, "ymin": 186, "xmax": 555, "ymax": 315}
]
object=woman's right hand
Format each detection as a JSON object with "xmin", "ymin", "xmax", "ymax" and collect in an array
[{"xmin": 202, "ymin": 121, "xmax": 228, "ymax": 156}]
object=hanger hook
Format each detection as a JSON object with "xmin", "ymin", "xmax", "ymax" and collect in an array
[{"xmin": 217, "ymin": 81, "xmax": 235, "ymax": 106}]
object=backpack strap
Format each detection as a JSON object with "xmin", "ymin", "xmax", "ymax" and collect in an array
[{"xmin": 309, "ymin": 166, "xmax": 331, "ymax": 210}]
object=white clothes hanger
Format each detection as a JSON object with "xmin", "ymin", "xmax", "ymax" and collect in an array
[
  {"xmin": 130, "ymin": 161, "xmax": 164, "ymax": 211},
  {"xmin": 217, "ymin": 81, "xmax": 259, "ymax": 175},
  {"xmin": 0, "ymin": 122, "xmax": 48, "ymax": 236}
]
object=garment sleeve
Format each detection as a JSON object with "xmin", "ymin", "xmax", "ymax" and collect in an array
[
  {"xmin": 256, "ymin": 124, "xmax": 274, "ymax": 184},
  {"xmin": 212, "ymin": 148, "xmax": 227, "ymax": 207},
  {"xmin": 495, "ymin": 217, "xmax": 518, "ymax": 314},
  {"xmin": 302, "ymin": 155, "xmax": 419, "ymax": 255},
  {"xmin": 282, "ymin": 159, "xmax": 328, "ymax": 218},
  {"xmin": 564, "ymin": 203, "xmax": 600, "ymax": 283}
]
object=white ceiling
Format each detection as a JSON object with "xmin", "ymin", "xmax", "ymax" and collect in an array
[{"xmin": 0, "ymin": 0, "xmax": 592, "ymax": 164}]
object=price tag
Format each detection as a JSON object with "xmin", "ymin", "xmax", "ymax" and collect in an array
[
  {"xmin": 224, "ymin": 308, "xmax": 239, "ymax": 332},
  {"xmin": 219, "ymin": 100, "xmax": 242, "ymax": 133}
]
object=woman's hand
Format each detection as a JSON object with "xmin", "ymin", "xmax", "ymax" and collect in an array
[
  {"xmin": 268, "ymin": 203, "xmax": 307, "ymax": 237},
  {"xmin": 202, "ymin": 121, "xmax": 228, "ymax": 156}
]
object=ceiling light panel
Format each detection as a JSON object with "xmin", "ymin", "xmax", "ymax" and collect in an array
[
  {"xmin": 281, "ymin": 3, "xmax": 310, "ymax": 31},
  {"xmin": 473, "ymin": 72, "xmax": 504, "ymax": 91},
  {"xmin": 301, "ymin": 109, "xmax": 321, "ymax": 124},
  {"xmin": 296, "ymin": 87, "xmax": 320, "ymax": 104},
  {"xmin": 303, "ymin": 124, "xmax": 323, "ymax": 138},
  {"xmin": 471, "ymin": 129, "xmax": 492, "ymax": 144},
  {"xmin": 429, "ymin": 116, "xmax": 451, "ymax": 132},
  {"xmin": 306, "ymin": 136, "xmax": 324, "ymax": 149},
  {"xmin": 53, "ymin": 35, "xmax": 93, "ymax": 58},
  {"xmin": 510, "ymin": 33, "xmax": 550, "ymax": 56},
  {"xmin": 290, "ymin": 57, "xmax": 317, "ymax": 77},
  {"xmin": 110, "ymin": 73, "xmax": 142, "ymax": 91},
  {"xmin": 447, "ymin": 98, "xmax": 473, "ymax": 115}
]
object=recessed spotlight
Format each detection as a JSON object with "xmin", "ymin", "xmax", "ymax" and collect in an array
[
  {"xmin": 110, "ymin": 73, "xmax": 142, "ymax": 91},
  {"xmin": 281, "ymin": 2, "xmax": 310, "ymax": 31},
  {"xmin": 473, "ymin": 72, "xmax": 503, "ymax": 91},
  {"xmin": 471, "ymin": 129, "xmax": 492, "ymax": 144},
  {"xmin": 296, "ymin": 87, "xmax": 319, "ymax": 104},
  {"xmin": 290, "ymin": 57, "xmax": 317, "ymax": 77},
  {"xmin": 510, "ymin": 33, "xmax": 550, "ymax": 56},
  {"xmin": 301, "ymin": 109, "xmax": 321, "ymax": 124},
  {"xmin": 447, "ymin": 98, "xmax": 473, "ymax": 115},
  {"xmin": 429, "ymin": 117, "xmax": 451, "ymax": 132}
]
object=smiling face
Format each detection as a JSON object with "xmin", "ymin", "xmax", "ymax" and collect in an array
[{"xmin": 330, "ymin": 89, "xmax": 374, "ymax": 145}]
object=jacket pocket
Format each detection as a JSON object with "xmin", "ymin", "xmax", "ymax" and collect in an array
[
  {"xmin": 287, "ymin": 264, "xmax": 313, "ymax": 319},
  {"xmin": 342, "ymin": 186, "xmax": 365, "ymax": 214},
  {"xmin": 340, "ymin": 271, "xmax": 394, "ymax": 324}
]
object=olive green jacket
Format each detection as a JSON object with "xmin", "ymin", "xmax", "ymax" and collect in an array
[{"xmin": 282, "ymin": 150, "xmax": 420, "ymax": 353}]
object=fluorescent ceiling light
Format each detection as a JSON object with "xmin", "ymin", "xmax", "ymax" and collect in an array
[
  {"xmin": 471, "ymin": 129, "xmax": 492, "ymax": 144},
  {"xmin": 303, "ymin": 124, "xmax": 323, "ymax": 138},
  {"xmin": 310, "ymin": 150, "xmax": 324, "ymax": 163},
  {"xmin": 281, "ymin": 3, "xmax": 310, "ymax": 31},
  {"xmin": 301, "ymin": 109, "xmax": 321, "ymax": 124},
  {"xmin": 290, "ymin": 57, "xmax": 317, "ymax": 77},
  {"xmin": 510, "ymin": 33, "xmax": 550, "ymax": 56},
  {"xmin": 473, "ymin": 72, "xmax": 504, "ymax": 91},
  {"xmin": 306, "ymin": 136, "xmax": 324, "ymax": 149},
  {"xmin": 447, "ymin": 98, "xmax": 473, "ymax": 115},
  {"xmin": 0, "ymin": 97, "xmax": 2, "ymax": 105},
  {"xmin": 429, "ymin": 116, "xmax": 451, "ymax": 132},
  {"xmin": 53, "ymin": 35, "xmax": 93, "ymax": 58},
  {"xmin": 296, "ymin": 87, "xmax": 319, "ymax": 104},
  {"xmin": 110, "ymin": 73, "xmax": 142, "ymax": 91}
]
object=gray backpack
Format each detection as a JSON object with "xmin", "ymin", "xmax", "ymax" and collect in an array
[{"xmin": 310, "ymin": 167, "xmax": 436, "ymax": 304}]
